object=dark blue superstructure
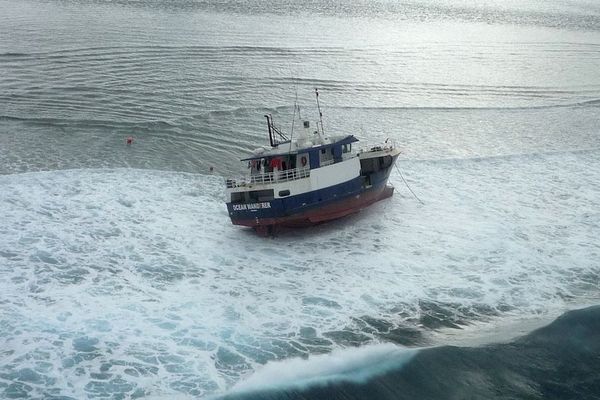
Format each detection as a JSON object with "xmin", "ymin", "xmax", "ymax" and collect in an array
[{"xmin": 241, "ymin": 136, "xmax": 358, "ymax": 170}]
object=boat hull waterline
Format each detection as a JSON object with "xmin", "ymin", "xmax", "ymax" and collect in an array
[{"xmin": 229, "ymin": 182, "xmax": 395, "ymax": 231}]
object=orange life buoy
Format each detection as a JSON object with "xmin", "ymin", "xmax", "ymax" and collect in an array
[{"xmin": 301, "ymin": 156, "xmax": 307, "ymax": 167}]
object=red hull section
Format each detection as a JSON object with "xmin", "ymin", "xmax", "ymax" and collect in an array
[{"xmin": 232, "ymin": 184, "xmax": 394, "ymax": 233}]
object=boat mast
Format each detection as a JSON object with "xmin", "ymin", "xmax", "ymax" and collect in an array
[
  {"xmin": 289, "ymin": 84, "xmax": 299, "ymax": 153},
  {"xmin": 315, "ymin": 88, "xmax": 324, "ymax": 136}
]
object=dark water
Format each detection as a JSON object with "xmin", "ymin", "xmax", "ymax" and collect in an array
[
  {"xmin": 219, "ymin": 306, "xmax": 600, "ymax": 400},
  {"xmin": 1, "ymin": 0, "xmax": 600, "ymax": 398}
]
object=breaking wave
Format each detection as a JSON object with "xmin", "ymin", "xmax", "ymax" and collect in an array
[{"xmin": 217, "ymin": 306, "xmax": 600, "ymax": 400}]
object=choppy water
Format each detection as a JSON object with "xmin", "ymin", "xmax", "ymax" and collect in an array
[{"xmin": 1, "ymin": 0, "xmax": 600, "ymax": 398}]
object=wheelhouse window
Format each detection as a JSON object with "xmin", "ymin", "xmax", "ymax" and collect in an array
[
  {"xmin": 232, "ymin": 189, "xmax": 274, "ymax": 203},
  {"xmin": 319, "ymin": 145, "xmax": 334, "ymax": 165},
  {"xmin": 249, "ymin": 189, "xmax": 274, "ymax": 201},
  {"xmin": 231, "ymin": 192, "xmax": 244, "ymax": 203}
]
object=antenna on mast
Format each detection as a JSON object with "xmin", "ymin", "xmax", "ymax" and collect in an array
[
  {"xmin": 290, "ymin": 80, "xmax": 299, "ymax": 152},
  {"xmin": 315, "ymin": 88, "xmax": 324, "ymax": 136}
]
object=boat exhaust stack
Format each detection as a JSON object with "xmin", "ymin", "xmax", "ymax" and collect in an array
[{"xmin": 264, "ymin": 114, "xmax": 289, "ymax": 148}]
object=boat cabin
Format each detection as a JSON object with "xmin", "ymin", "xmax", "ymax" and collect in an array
[{"xmin": 242, "ymin": 135, "xmax": 358, "ymax": 175}]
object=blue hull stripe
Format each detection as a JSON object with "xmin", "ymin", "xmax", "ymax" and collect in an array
[{"xmin": 227, "ymin": 164, "xmax": 394, "ymax": 222}]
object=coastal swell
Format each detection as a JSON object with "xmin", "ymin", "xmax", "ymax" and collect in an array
[
  {"xmin": 219, "ymin": 306, "xmax": 600, "ymax": 400},
  {"xmin": 3, "ymin": 44, "xmax": 599, "ymax": 121},
  {"xmin": 1, "ymin": 37, "xmax": 599, "ymax": 176}
]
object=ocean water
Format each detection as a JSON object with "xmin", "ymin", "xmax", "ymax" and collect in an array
[
  {"xmin": 220, "ymin": 306, "xmax": 600, "ymax": 399},
  {"xmin": 1, "ymin": 0, "xmax": 600, "ymax": 398}
]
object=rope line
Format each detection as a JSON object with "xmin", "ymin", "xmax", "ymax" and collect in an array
[{"xmin": 395, "ymin": 163, "xmax": 424, "ymax": 205}]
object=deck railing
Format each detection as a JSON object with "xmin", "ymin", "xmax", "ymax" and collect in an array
[
  {"xmin": 226, "ymin": 167, "xmax": 311, "ymax": 188},
  {"xmin": 358, "ymin": 141, "xmax": 396, "ymax": 154}
]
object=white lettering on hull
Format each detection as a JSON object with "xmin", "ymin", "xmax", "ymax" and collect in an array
[{"xmin": 232, "ymin": 202, "xmax": 272, "ymax": 211}]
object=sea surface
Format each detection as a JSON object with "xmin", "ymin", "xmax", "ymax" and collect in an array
[{"xmin": 1, "ymin": 0, "xmax": 600, "ymax": 399}]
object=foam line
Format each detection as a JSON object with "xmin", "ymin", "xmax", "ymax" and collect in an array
[{"xmin": 231, "ymin": 344, "xmax": 416, "ymax": 393}]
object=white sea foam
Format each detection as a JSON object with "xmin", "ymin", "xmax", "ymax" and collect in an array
[
  {"xmin": 0, "ymin": 150, "xmax": 599, "ymax": 398},
  {"xmin": 231, "ymin": 343, "xmax": 415, "ymax": 393}
]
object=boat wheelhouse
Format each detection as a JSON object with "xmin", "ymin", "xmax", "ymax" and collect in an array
[{"xmin": 225, "ymin": 91, "xmax": 400, "ymax": 235}]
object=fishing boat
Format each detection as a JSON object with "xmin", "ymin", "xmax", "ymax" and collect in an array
[{"xmin": 225, "ymin": 90, "xmax": 400, "ymax": 235}]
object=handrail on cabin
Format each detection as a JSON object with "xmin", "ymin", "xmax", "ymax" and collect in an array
[{"xmin": 226, "ymin": 166, "xmax": 310, "ymax": 189}]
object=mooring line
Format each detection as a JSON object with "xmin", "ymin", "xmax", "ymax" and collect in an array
[{"xmin": 395, "ymin": 163, "xmax": 424, "ymax": 205}]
